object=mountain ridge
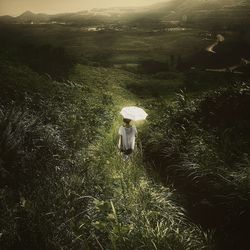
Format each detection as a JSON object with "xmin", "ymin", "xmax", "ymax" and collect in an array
[{"xmin": 0, "ymin": 0, "xmax": 249, "ymax": 27}]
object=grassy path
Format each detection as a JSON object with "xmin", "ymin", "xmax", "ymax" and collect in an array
[{"xmin": 83, "ymin": 74, "xmax": 212, "ymax": 250}]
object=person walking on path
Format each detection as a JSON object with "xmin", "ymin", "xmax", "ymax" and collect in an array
[
  {"xmin": 118, "ymin": 106, "xmax": 148, "ymax": 160},
  {"xmin": 118, "ymin": 118, "xmax": 137, "ymax": 160}
]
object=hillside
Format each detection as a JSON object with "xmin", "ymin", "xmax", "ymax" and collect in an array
[
  {"xmin": 1, "ymin": 0, "xmax": 250, "ymax": 28},
  {"xmin": 0, "ymin": 34, "xmax": 249, "ymax": 249},
  {"xmin": 0, "ymin": 3, "xmax": 250, "ymax": 249},
  {"xmin": 147, "ymin": 0, "xmax": 250, "ymax": 28},
  {"xmin": 0, "ymin": 46, "xmax": 215, "ymax": 249}
]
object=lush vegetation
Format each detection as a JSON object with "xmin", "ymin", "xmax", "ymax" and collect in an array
[
  {"xmin": 0, "ymin": 51, "xmax": 214, "ymax": 249},
  {"xmin": 0, "ymin": 57, "xmax": 114, "ymax": 248},
  {"xmin": 0, "ymin": 37, "xmax": 217, "ymax": 249},
  {"xmin": 0, "ymin": 20, "xmax": 249, "ymax": 250},
  {"xmin": 142, "ymin": 83, "xmax": 250, "ymax": 250}
]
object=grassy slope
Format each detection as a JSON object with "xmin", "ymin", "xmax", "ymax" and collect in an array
[
  {"xmin": 141, "ymin": 83, "xmax": 250, "ymax": 250},
  {"xmin": 0, "ymin": 61, "xmax": 117, "ymax": 249},
  {"xmin": 0, "ymin": 61, "xmax": 213, "ymax": 249},
  {"xmin": 72, "ymin": 65, "xmax": 213, "ymax": 249}
]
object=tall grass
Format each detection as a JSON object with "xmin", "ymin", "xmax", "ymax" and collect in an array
[
  {"xmin": 0, "ymin": 55, "xmax": 215, "ymax": 249},
  {"xmin": 142, "ymin": 83, "xmax": 250, "ymax": 249},
  {"xmin": 68, "ymin": 85, "xmax": 215, "ymax": 250},
  {"xmin": 0, "ymin": 62, "xmax": 115, "ymax": 249}
]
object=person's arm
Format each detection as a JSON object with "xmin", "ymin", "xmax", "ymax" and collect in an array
[
  {"xmin": 118, "ymin": 127, "xmax": 123, "ymax": 149},
  {"xmin": 134, "ymin": 126, "xmax": 138, "ymax": 137},
  {"xmin": 118, "ymin": 135, "xmax": 122, "ymax": 149}
]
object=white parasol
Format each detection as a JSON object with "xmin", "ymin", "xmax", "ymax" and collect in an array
[{"xmin": 120, "ymin": 106, "xmax": 148, "ymax": 121}]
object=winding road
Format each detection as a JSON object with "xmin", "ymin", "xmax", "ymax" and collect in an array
[{"xmin": 205, "ymin": 34, "xmax": 250, "ymax": 73}]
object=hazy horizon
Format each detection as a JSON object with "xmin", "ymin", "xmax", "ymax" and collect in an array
[{"xmin": 0, "ymin": 0, "xmax": 169, "ymax": 17}]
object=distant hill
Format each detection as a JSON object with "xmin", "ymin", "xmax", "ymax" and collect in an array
[
  {"xmin": 0, "ymin": 7, "xmax": 146, "ymax": 25},
  {"xmin": 0, "ymin": 15, "xmax": 15, "ymax": 23},
  {"xmin": 150, "ymin": 0, "xmax": 249, "ymax": 12},
  {"xmin": 0, "ymin": 0, "xmax": 249, "ymax": 28},
  {"xmin": 147, "ymin": 0, "xmax": 250, "ymax": 28},
  {"xmin": 16, "ymin": 10, "xmax": 51, "ymax": 23}
]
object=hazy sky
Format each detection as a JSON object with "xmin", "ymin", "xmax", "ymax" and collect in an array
[{"xmin": 0, "ymin": 0, "xmax": 167, "ymax": 16}]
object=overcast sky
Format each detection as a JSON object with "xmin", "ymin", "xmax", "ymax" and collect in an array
[{"xmin": 0, "ymin": 0, "xmax": 168, "ymax": 16}]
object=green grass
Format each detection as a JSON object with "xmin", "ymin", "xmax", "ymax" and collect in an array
[
  {"xmin": 1, "ymin": 23, "xmax": 249, "ymax": 249},
  {"xmin": 0, "ymin": 61, "xmax": 115, "ymax": 249},
  {"xmin": 0, "ymin": 59, "xmax": 215, "ymax": 249},
  {"xmin": 142, "ymin": 85, "xmax": 250, "ymax": 250},
  {"xmin": 79, "ymin": 80, "xmax": 214, "ymax": 250}
]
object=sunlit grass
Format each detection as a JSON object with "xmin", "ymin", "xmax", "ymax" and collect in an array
[{"xmin": 78, "ymin": 80, "xmax": 214, "ymax": 249}]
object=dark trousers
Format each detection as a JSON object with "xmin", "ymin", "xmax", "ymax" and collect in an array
[{"xmin": 121, "ymin": 148, "xmax": 133, "ymax": 155}]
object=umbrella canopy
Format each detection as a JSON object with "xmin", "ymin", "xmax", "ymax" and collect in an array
[{"xmin": 120, "ymin": 106, "xmax": 148, "ymax": 121}]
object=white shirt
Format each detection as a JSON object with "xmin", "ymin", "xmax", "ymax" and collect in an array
[{"xmin": 118, "ymin": 125, "xmax": 137, "ymax": 150}]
